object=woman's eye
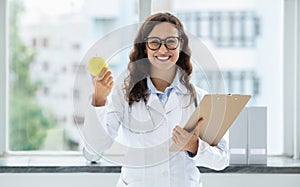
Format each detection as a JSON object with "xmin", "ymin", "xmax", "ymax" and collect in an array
[
  {"xmin": 167, "ymin": 40, "xmax": 176, "ymax": 45},
  {"xmin": 150, "ymin": 40, "xmax": 160, "ymax": 44},
  {"xmin": 166, "ymin": 39, "xmax": 177, "ymax": 45}
]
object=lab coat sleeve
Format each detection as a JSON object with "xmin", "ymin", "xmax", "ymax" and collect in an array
[
  {"xmin": 82, "ymin": 83, "xmax": 125, "ymax": 155},
  {"xmin": 188, "ymin": 132, "xmax": 230, "ymax": 171}
]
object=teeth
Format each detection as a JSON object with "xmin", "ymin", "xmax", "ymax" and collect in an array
[{"xmin": 157, "ymin": 56, "xmax": 169, "ymax": 60}]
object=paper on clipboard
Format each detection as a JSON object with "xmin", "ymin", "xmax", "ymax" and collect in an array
[{"xmin": 169, "ymin": 94, "xmax": 251, "ymax": 152}]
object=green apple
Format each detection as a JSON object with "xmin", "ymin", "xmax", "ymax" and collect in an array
[{"xmin": 88, "ymin": 56, "xmax": 108, "ymax": 76}]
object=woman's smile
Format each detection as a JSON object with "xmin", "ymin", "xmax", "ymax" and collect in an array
[{"xmin": 155, "ymin": 55, "xmax": 172, "ymax": 61}]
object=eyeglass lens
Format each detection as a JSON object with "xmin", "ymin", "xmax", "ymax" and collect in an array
[{"xmin": 146, "ymin": 37, "xmax": 180, "ymax": 50}]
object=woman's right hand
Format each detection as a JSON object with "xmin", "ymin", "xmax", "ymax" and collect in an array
[{"xmin": 92, "ymin": 67, "xmax": 114, "ymax": 107}]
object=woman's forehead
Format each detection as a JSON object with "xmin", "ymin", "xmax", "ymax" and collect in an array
[{"xmin": 147, "ymin": 22, "xmax": 179, "ymax": 38}]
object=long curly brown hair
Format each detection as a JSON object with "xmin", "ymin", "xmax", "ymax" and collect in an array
[{"xmin": 124, "ymin": 12, "xmax": 196, "ymax": 105}]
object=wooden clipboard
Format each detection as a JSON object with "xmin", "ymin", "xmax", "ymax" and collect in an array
[{"xmin": 170, "ymin": 94, "xmax": 251, "ymax": 152}]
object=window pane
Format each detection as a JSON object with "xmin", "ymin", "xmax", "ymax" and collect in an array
[
  {"xmin": 8, "ymin": 0, "xmax": 137, "ymax": 151},
  {"xmin": 174, "ymin": 0, "xmax": 283, "ymax": 155}
]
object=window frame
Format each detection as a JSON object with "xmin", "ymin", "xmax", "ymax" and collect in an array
[
  {"xmin": 283, "ymin": 0, "xmax": 300, "ymax": 159},
  {"xmin": 0, "ymin": 0, "xmax": 8, "ymax": 156}
]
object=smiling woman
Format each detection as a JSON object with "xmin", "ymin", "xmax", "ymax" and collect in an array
[{"xmin": 82, "ymin": 12, "xmax": 229, "ymax": 187}]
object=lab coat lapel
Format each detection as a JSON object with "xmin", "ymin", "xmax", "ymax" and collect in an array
[
  {"xmin": 147, "ymin": 93, "xmax": 165, "ymax": 115},
  {"xmin": 165, "ymin": 91, "xmax": 179, "ymax": 113}
]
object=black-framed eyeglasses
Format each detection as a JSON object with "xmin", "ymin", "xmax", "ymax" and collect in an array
[{"xmin": 145, "ymin": 36, "xmax": 182, "ymax": 50}]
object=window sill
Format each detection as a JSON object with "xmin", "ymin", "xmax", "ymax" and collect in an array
[{"xmin": 0, "ymin": 155, "xmax": 299, "ymax": 173}]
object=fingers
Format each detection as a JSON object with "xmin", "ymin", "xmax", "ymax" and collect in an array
[
  {"xmin": 106, "ymin": 75, "xmax": 114, "ymax": 86},
  {"xmin": 198, "ymin": 117, "xmax": 205, "ymax": 124},
  {"xmin": 171, "ymin": 134, "xmax": 178, "ymax": 144},
  {"xmin": 97, "ymin": 67, "xmax": 111, "ymax": 81},
  {"xmin": 172, "ymin": 126, "xmax": 189, "ymax": 144},
  {"xmin": 193, "ymin": 118, "xmax": 204, "ymax": 137},
  {"xmin": 93, "ymin": 67, "xmax": 113, "ymax": 86},
  {"xmin": 173, "ymin": 125, "xmax": 186, "ymax": 135},
  {"xmin": 98, "ymin": 66, "xmax": 108, "ymax": 78},
  {"xmin": 172, "ymin": 130, "xmax": 183, "ymax": 145},
  {"xmin": 172, "ymin": 122, "xmax": 203, "ymax": 142},
  {"xmin": 172, "ymin": 127, "xmax": 182, "ymax": 137}
]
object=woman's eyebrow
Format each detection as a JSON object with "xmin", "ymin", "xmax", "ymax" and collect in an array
[{"xmin": 147, "ymin": 35, "xmax": 179, "ymax": 38}]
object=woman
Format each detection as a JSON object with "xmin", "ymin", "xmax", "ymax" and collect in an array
[{"xmin": 83, "ymin": 12, "xmax": 229, "ymax": 187}]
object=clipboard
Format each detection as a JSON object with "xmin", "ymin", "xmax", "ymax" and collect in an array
[{"xmin": 170, "ymin": 94, "xmax": 251, "ymax": 152}]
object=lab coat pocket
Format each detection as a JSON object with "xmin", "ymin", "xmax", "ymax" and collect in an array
[
  {"xmin": 187, "ymin": 171, "xmax": 202, "ymax": 187},
  {"xmin": 187, "ymin": 179, "xmax": 201, "ymax": 187},
  {"xmin": 117, "ymin": 176, "xmax": 128, "ymax": 187},
  {"xmin": 117, "ymin": 173, "xmax": 144, "ymax": 187}
]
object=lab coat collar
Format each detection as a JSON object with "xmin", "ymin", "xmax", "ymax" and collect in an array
[
  {"xmin": 146, "ymin": 68, "xmax": 188, "ymax": 95},
  {"xmin": 146, "ymin": 90, "xmax": 180, "ymax": 114},
  {"xmin": 146, "ymin": 69, "xmax": 188, "ymax": 114},
  {"xmin": 146, "ymin": 93, "xmax": 165, "ymax": 115},
  {"xmin": 164, "ymin": 90, "xmax": 180, "ymax": 113}
]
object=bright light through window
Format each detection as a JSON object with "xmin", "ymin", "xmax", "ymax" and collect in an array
[
  {"xmin": 8, "ymin": 0, "xmax": 137, "ymax": 151},
  {"xmin": 8, "ymin": 0, "xmax": 283, "ymax": 155}
]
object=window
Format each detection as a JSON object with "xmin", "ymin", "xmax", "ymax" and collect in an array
[
  {"xmin": 177, "ymin": 11, "xmax": 260, "ymax": 47},
  {"xmin": 5, "ymin": 0, "xmax": 138, "ymax": 152},
  {"xmin": 0, "ymin": 0, "xmax": 299, "ymax": 158}
]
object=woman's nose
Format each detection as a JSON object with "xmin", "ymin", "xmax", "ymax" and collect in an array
[{"xmin": 158, "ymin": 43, "xmax": 168, "ymax": 53}]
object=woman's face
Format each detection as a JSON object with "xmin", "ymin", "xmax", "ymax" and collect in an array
[{"xmin": 145, "ymin": 22, "xmax": 181, "ymax": 71}]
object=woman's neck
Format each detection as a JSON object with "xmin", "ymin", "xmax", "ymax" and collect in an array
[{"xmin": 150, "ymin": 66, "xmax": 176, "ymax": 92}]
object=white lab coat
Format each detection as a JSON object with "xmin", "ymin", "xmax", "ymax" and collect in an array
[{"xmin": 83, "ymin": 71, "xmax": 229, "ymax": 187}]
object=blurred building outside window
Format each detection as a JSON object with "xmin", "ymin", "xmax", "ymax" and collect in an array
[{"xmin": 7, "ymin": 0, "xmax": 283, "ymax": 156}]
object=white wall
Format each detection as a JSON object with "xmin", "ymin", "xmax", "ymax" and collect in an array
[{"xmin": 0, "ymin": 173, "xmax": 299, "ymax": 187}]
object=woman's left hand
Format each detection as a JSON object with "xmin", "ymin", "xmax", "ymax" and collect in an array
[{"xmin": 172, "ymin": 118, "xmax": 204, "ymax": 154}]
